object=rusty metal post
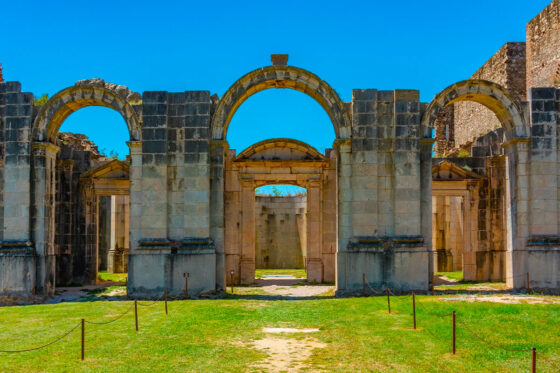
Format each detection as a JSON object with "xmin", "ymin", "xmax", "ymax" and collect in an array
[
  {"xmin": 531, "ymin": 347, "xmax": 536, "ymax": 373},
  {"xmin": 527, "ymin": 272, "xmax": 531, "ymax": 294},
  {"xmin": 134, "ymin": 300, "xmax": 138, "ymax": 332},
  {"xmin": 362, "ymin": 274, "xmax": 366, "ymax": 296},
  {"xmin": 452, "ymin": 311, "xmax": 456, "ymax": 354},
  {"xmin": 164, "ymin": 289, "xmax": 168, "ymax": 315},
  {"xmin": 412, "ymin": 292, "xmax": 416, "ymax": 330},
  {"xmin": 81, "ymin": 318, "xmax": 85, "ymax": 361},
  {"xmin": 386, "ymin": 287, "xmax": 391, "ymax": 314},
  {"xmin": 230, "ymin": 270, "xmax": 234, "ymax": 294}
]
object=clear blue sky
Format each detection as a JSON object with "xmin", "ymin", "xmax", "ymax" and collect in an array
[{"xmin": 1, "ymin": 0, "xmax": 551, "ymax": 160}]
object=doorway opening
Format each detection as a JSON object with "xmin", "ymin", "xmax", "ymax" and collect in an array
[{"xmin": 254, "ymin": 185, "xmax": 308, "ymax": 281}]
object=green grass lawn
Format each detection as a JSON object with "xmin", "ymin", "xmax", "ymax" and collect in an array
[
  {"xmin": 0, "ymin": 294, "xmax": 558, "ymax": 372},
  {"xmin": 254, "ymin": 268, "xmax": 307, "ymax": 278},
  {"xmin": 436, "ymin": 271, "xmax": 464, "ymax": 281},
  {"xmin": 97, "ymin": 271, "xmax": 128, "ymax": 283},
  {"xmin": 434, "ymin": 271, "xmax": 509, "ymax": 291}
]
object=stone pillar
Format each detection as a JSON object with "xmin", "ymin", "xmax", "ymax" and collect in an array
[
  {"xmin": 240, "ymin": 178, "xmax": 255, "ymax": 284},
  {"xmin": 503, "ymin": 138, "xmax": 530, "ymax": 288},
  {"xmin": 31, "ymin": 142, "xmax": 60, "ymax": 294},
  {"xmin": 210, "ymin": 141, "xmax": 226, "ymax": 290},
  {"xmin": 420, "ymin": 139, "xmax": 435, "ymax": 285},
  {"xmin": 335, "ymin": 140, "xmax": 352, "ymax": 290},
  {"xmin": 306, "ymin": 179, "xmax": 323, "ymax": 282},
  {"xmin": 321, "ymin": 151, "xmax": 337, "ymax": 282},
  {"xmin": 127, "ymin": 141, "xmax": 142, "ymax": 253},
  {"xmin": 81, "ymin": 184, "xmax": 98, "ymax": 284}
]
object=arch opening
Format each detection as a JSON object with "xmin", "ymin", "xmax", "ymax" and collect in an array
[
  {"xmin": 426, "ymin": 80, "xmax": 528, "ymax": 288},
  {"xmin": 31, "ymin": 81, "xmax": 139, "ymax": 293},
  {"xmin": 211, "ymin": 65, "xmax": 351, "ymax": 141}
]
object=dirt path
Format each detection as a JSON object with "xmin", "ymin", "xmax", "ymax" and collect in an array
[
  {"xmin": 250, "ymin": 328, "xmax": 326, "ymax": 372},
  {"xmin": 237, "ymin": 278, "xmax": 334, "ymax": 298}
]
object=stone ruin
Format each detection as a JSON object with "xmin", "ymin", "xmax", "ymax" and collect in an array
[{"xmin": 2, "ymin": 1, "xmax": 560, "ymax": 297}]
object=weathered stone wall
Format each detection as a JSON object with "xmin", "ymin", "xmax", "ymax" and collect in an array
[
  {"xmin": 341, "ymin": 89, "xmax": 429, "ymax": 292},
  {"xmin": 128, "ymin": 90, "xmax": 216, "ymax": 297},
  {"xmin": 527, "ymin": 0, "xmax": 560, "ymax": 89},
  {"xmin": 452, "ymin": 43, "xmax": 526, "ymax": 149},
  {"xmin": 255, "ymin": 195, "xmax": 306, "ymax": 269}
]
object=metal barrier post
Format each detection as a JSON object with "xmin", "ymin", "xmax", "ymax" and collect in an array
[
  {"xmin": 386, "ymin": 287, "xmax": 391, "ymax": 314},
  {"xmin": 81, "ymin": 318, "xmax": 85, "ymax": 361},
  {"xmin": 412, "ymin": 292, "xmax": 416, "ymax": 330},
  {"xmin": 134, "ymin": 300, "xmax": 138, "ymax": 332},
  {"xmin": 452, "ymin": 311, "xmax": 456, "ymax": 354}
]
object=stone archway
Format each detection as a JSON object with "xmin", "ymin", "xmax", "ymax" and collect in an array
[
  {"xmin": 422, "ymin": 79, "xmax": 530, "ymax": 288},
  {"xmin": 33, "ymin": 79, "xmax": 142, "ymax": 142},
  {"xmin": 210, "ymin": 65, "xmax": 351, "ymax": 140},
  {"xmin": 421, "ymin": 79, "xmax": 529, "ymax": 139},
  {"xmin": 210, "ymin": 64, "xmax": 348, "ymax": 290},
  {"xmin": 30, "ymin": 79, "xmax": 142, "ymax": 294}
]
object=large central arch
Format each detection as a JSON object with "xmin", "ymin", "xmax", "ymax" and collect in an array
[{"xmin": 210, "ymin": 65, "xmax": 351, "ymax": 140}]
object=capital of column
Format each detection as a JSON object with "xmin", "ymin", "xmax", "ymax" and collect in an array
[
  {"xmin": 501, "ymin": 137, "xmax": 530, "ymax": 150},
  {"xmin": 333, "ymin": 139, "xmax": 352, "ymax": 153},
  {"xmin": 127, "ymin": 140, "xmax": 142, "ymax": 155},
  {"xmin": 32, "ymin": 142, "xmax": 60, "ymax": 156}
]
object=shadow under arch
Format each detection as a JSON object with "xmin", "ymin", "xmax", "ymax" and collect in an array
[
  {"xmin": 211, "ymin": 65, "xmax": 351, "ymax": 141},
  {"xmin": 421, "ymin": 79, "xmax": 529, "ymax": 141}
]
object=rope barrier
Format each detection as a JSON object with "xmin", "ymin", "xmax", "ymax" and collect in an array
[
  {"xmin": 0, "ymin": 322, "xmax": 80, "ymax": 353},
  {"xmin": 456, "ymin": 319, "xmax": 531, "ymax": 352},
  {"xmin": 84, "ymin": 302, "xmax": 134, "ymax": 325},
  {"xmin": 540, "ymin": 354, "xmax": 560, "ymax": 371}
]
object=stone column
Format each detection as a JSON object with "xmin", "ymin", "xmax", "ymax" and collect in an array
[
  {"xmin": 420, "ymin": 139, "xmax": 435, "ymax": 283},
  {"xmin": 31, "ymin": 142, "xmax": 60, "ymax": 294},
  {"xmin": 306, "ymin": 179, "xmax": 323, "ymax": 282},
  {"xmin": 210, "ymin": 141, "xmax": 227, "ymax": 290},
  {"xmin": 335, "ymin": 140, "xmax": 352, "ymax": 290},
  {"xmin": 240, "ymin": 178, "xmax": 255, "ymax": 284},
  {"xmin": 503, "ymin": 138, "xmax": 530, "ymax": 288},
  {"xmin": 127, "ymin": 141, "xmax": 142, "ymax": 253}
]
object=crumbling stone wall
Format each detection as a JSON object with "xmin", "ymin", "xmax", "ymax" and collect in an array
[
  {"xmin": 527, "ymin": 0, "xmax": 560, "ymax": 89},
  {"xmin": 255, "ymin": 195, "xmax": 307, "ymax": 269}
]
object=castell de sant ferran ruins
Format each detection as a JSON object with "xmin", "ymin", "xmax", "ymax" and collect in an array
[{"xmin": 4, "ymin": 1, "xmax": 560, "ymax": 299}]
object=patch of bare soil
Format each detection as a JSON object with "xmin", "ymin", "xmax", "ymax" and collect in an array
[
  {"xmin": 250, "ymin": 278, "xmax": 334, "ymax": 298},
  {"xmin": 251, "ymin": 336, "xmax": 326, "ymax": 372},
  {"xmin": 440, "ymin": 295, "xmax": 560, "ymax": 304}
]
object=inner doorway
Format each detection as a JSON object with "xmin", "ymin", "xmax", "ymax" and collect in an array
[
  {"xmin": 254, "ymin": 185, "xmax": 308, "ymax": 281},
  {"xmin": 224, "ymin": 139, "xmax": 337, "ymax": 285}
]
